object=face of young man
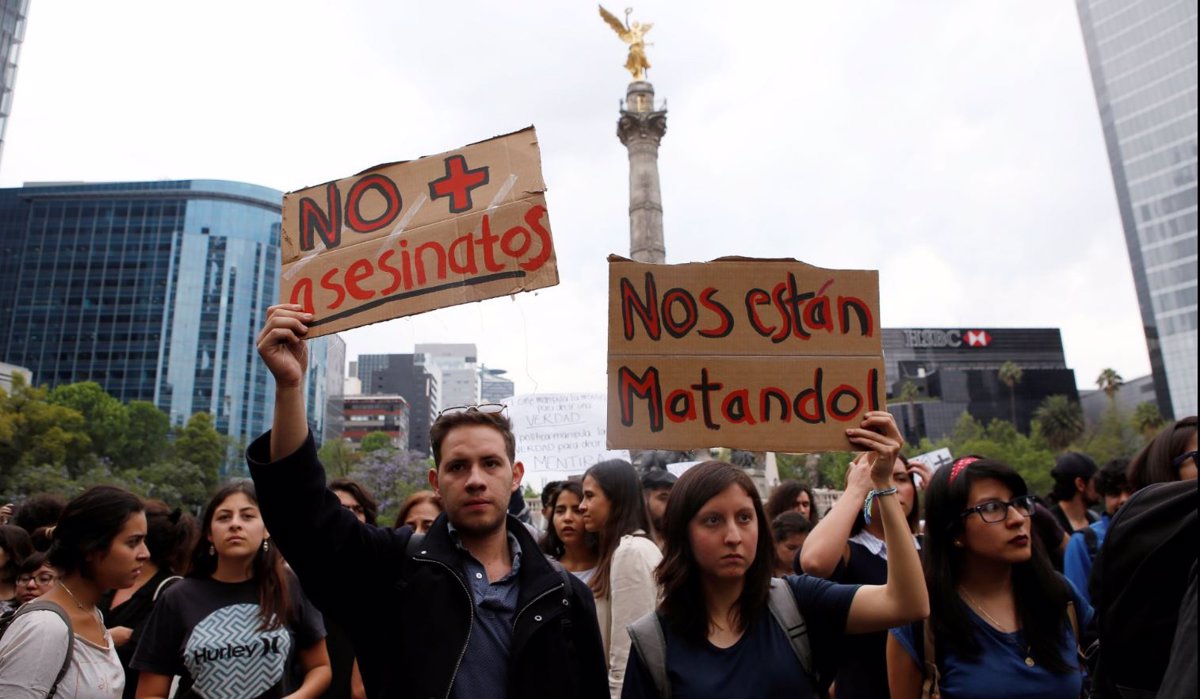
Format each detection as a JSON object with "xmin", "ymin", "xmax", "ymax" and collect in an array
[{"xmin": 429, "ymin": 424, "xmax": 523, "ymax": 539}]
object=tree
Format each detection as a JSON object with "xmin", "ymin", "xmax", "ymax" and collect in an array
[
  {"xmin": 47, "ymin": 382, "xmax": 130, "ymax": 465},
  {"xmin": 120, "ymin": 401, "xmax": 171, "ymax": 471},
  {"xmin": 1032, "ymin": 395, "xmax": 1084, "ymax": 451},
  {"xmin": 359, "ymin": 432, "xmax": 395, "ymax": 453},
  {"xmin": 998, "ymin": 361, "xmax": 1024, "ymax": 428},
  {"xmin": 318, "ymin": 439, "xmax": 359, "ymax": 479},
  {"xmin": 1132, "ymin": 401, "xmax": 1165, "ymax": 438},
  {"xmin": 349, "ymin": 449, "xmax": 433, "ymax": 521},
  {"xmin": 1096, "ymin": 368, "xmax": 1125, "ymax": 404},
  {"xmin": 173, "ymin": 413, "xmax": 224, "ymax": 497}
]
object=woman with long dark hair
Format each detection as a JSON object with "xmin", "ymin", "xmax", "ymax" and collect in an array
[
  {"xmin": 580, "ymin": 459, "xmax": 662, "ymax": 699},
  {"xmin": 765, "ymin": 481, "xmax": 821, "ymax": 525},
  {"xmin": 622, "ymin": 411, "xmax": 927, "ymax": 698},
  {"xmin": 97, "ymin": 500, "xmax": 197, "ymax": 699},
  {"xmin": 0, "ymin": 524, "xmax": 34, "ymax": 613},
  {"xmin": 541, "ymin": 481, "xmax": 600, "ymax": 583},
  {"xmin": 0, "ymin": 486, "xmax": 148, "ymax": 698},
  {"xmin": 797, "ymin": 454, "xmax": 927, "ymax": 698},
  {"xmin": 887, "ymin": 456, "xmax": 1092, "ymax": 698},
  {"xmin": 1127, "ymin": 415, "xmax": 1197, "ymax": 491},
  {"xmin": 392, "ymin": 490, "xmax": 443, "ymax": 533},
  {"xmin": 131, "ymin": 482, "xmax": 330, "ymax": 699}
]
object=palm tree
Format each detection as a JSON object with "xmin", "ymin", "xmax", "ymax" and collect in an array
[
  {"xmin": 1132, "ymin": 401, "xmax": 1165, "ymax": 438},
  {"xmin": 1096, "ymin": 368, "xmax": 1125, "ymax": 405},
  {"xmin": 998, "ymin": 361, "xmax": 1024, "ymax": 427},
  {"xmin": 1034, "ymin": 395, "xmax": 1085, "ymax": 451}
]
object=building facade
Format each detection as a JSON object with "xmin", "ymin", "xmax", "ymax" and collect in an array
[
  {"xmin": 357, "ymin": 353, "xmax": 439, "ymax": 456},
  {"xmin": 883, "ymin": 328, "xmax": 1079, "ymax": 443},
  {"xmin": 0, "ymin": 0, "xmax": 28, "ymax": 166},
  {"xmin": 415, "ymin": 343, "xmax": 478, "ymax": 409},
  {"xmin": 0, "ymin": 180, "xmax": 341, "ymax": 449},
  {"xmin": 479, "ymin": 365, "xmax": 515, "ymax": 403},
  {"xmin": 342, "ymin": 394, "xmax": 409, "ymax": 449},
  {"xmin": 1076, "ymin": 0, "xmax": 1198, "ymax": 418}
]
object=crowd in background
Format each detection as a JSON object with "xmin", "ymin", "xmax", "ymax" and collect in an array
[{"xmin": 0, "ymin": 389, "xmax": 1193, "ymax": 699}]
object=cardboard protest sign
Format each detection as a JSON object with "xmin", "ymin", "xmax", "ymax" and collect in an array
[
  {"xmin": 279, "ymin": 127, "xmax": 559, "ymax": 337},
  {"xmin": 509, "ymin": 393, "xmax": 630, "ymax": 489},
  {"xmin": 607, "ymin": 256, "xmax": 885, "ymax": 452}
]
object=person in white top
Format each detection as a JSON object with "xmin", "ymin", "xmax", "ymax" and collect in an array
[
  {"xmin": 0, "ymin": 486, "xmax": 149, "ymax": 698},
  {"xmin": 580, "ymin": 459, "xmax": 663, "ymax": 699}
]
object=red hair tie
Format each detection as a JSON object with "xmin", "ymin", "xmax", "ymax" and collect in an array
[{"xmin": 948, "ymin": 457, "xmax": 980, "ymax": 485}]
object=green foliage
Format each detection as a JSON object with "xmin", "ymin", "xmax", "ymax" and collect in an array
[
  {"xmin": 814, "ymin": 452, "xmax": 856, "ymax": 489},
  {"xmin": 1131, "ymin": 401, "xmax": 1165, "ymax": 438},
  {"xmin": 1032, "ymin": 395, "xmax": 1085, "ymax": 451},
  {"xmin": 47, "ymin": 382, "xmax": 130, "ymax": 466},
  {"xmin": 1075, "ymin": 403, "xmax": 1143, "ymax": 466},
  {"xmin": 318, "ymin": 439, "xmax": 360, "ymax": 479},
  {"xmin": 359, "ymin": 432, "xmax": 394, "ymax": 453},
  {"xmin": 122, "ymin": 401, "xmax": 171, "ymax": 470},
  {"xmin": 173, "ymin": 413, "xmax": 225, "ymax": 497},
  {"xmin": 1095, "ymin": 368, "xmax": 1125, "ymax": 401}
]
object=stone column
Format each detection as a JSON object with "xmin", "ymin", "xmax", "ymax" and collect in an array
[{"xmin": 617, "ymin": 80, "xmax": 668, "ymax": 264}]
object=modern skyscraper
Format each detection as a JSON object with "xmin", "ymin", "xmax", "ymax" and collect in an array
[
  {"xmin": 0, "ymin": 0, "xmax": 29, "ymax": 167},
  {"xmin": 1076, "ymin": 0, "xmax": 1198, "ymax": 418},
  {"xmin": 0, "ymin": 180, "xmax": 343, "ymax": 448},
  {"xmin": 415, "ymin": 343, "xmax": 479, "ymax": 409},
  {"xmin": 479, "ymin": 365, "xmax": 515, "ymax": 403},
  {"xmin": 357, "ymin": 353, "xmax": 439, "ymax": 455}
]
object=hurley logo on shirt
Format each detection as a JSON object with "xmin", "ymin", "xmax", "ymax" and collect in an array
[{"xmin": 193, "ymin": 636, "xmax": 281, "ymax": 663}]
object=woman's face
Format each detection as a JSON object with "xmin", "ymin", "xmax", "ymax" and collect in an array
[
  {"xmin": 579, "ymin": 475, "xmax": 612, "ymax": 533},
  {"xmin": 208, "ymin": 492, "xmax": 267, "ymax": 561},
  {"xmin": 794, "ymin": 490, "xmax": 812, "ymax": 520},
  {"xmin": 553, "ymin": 490, "xmax": 585, "ymax": 547},
  {"xmin": 91, "ymin": 511, "xmax": 150, "ymax": 590},
  {"xmin": 690, "ymin": 483, "xmax": 758, "ymax": 581},
  {"xmin": 16, "ymin": 564, "xmax": 57, "ymax": 604},
  {"xmin": 960, "ymin": 477, "xmax": 1031, "ymax": 565},
  {"xmin": 773, "ymin": 533, "xmax": 806, "ymax": 575},
  {"xmin": 404, "ymin": 501, "xmax": 440, "ymax": 534}
]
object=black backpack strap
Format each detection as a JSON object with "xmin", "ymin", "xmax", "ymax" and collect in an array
[
  {"xmin": 767, "ymin": 578, "xmax": 816, "ymax": 682},
  {"xmin": 1, "ymin": 600, "xmax": 75, "ymax": 697},
  {"xmin": 1081, "ymin": 527, "xmax": 1098, "ymax": 558},
  {"xmin": 627, "ymin": 612, "xmax": 670, "ymax": 698}
]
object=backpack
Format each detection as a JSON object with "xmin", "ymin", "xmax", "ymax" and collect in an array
[
  {"xmin": 625, "ymin": 578, "xmax": 821, "ymax": 699},
  {"xmin": 1088, "ymin": 480, "xmax": 1198, "ymax": 698},
  {"xmin": 0, "ymin": 599, "xmax": 76, "ymax": 698}
]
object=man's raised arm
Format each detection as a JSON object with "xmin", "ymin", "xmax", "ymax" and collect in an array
[{"xmin": 256, "ymin": 304, "xmax": 313, "ymax": 460}]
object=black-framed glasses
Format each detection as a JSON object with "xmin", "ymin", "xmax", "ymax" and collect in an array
[
  {"xmin": 960, "ymin": 494, "xmax": 1038, "ymax": 523},
  {"xmin": 17, "ymin": 572, "xmax": 57, "ymax": 586},
  {"xmin": 1173, "ymin": 450, "xmax": 1198, "ymax": 468},
  {"xmin": 437, "ymin": 403, "xmax": 507, "ymax": 418}
]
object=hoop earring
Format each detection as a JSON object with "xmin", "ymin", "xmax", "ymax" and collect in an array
[{"xmin": 263, "ymin": 539, "xmax": 270, "ymax": 553}]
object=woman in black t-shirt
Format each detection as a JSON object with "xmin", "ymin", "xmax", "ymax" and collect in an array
[
  {"xmin": 621, "ymin": 411, "xmax": 929, "ymax": 699},
  {"xmin": 132, "ymin": 482, "xmax": 330, "ymax": 699}
]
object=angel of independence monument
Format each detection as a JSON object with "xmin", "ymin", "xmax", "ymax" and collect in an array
[{"xmin": 600, "ymin": 7, "xmax": 775, "ymax": 492}]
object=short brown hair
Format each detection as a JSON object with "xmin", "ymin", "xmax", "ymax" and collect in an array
[{"xmin": 429, "ymin": 410, "xmax": 516, "ymax": 468}]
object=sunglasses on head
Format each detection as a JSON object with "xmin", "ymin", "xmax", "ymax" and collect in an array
[{"xmin": 437, "ymin": 403, "xmax": 507, "ymax": 418}]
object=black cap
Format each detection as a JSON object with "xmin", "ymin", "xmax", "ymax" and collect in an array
[
  {"xmin": 1051, "ymin": 452, "xmax": 1098, "ymax": 481},
  {"xmin": 642, "ymin": 469, "xmax": 677, "ymax": 490}
]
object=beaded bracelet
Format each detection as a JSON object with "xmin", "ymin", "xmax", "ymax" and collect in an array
[{"xmin": 862, "ymin": 487, "xmax": 898, "ymax": 526}]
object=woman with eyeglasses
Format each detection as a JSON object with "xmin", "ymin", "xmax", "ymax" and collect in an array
[
  {"xmin": 0, "ymin": 524, "xmax": 34, "ymax": 614},
  {"xmin": 14, "ymin": 551, "xmax": 58, "ymax": 606},
  {"xmin": 1127, "ymin": 415, "xmax": 1197, "ymax": 491},
  {"xmin": 131, "ymin": 482, "xmax": 331, "ymax": 699},
  {"xmin": 887, "ymin": 456, "xmax": 1092, "ymax": 699},
  {"xmin": 579, "ymin": 459, "xmax": 662, "ymax": 699},
  {"xmin": 541, "ymin": 481, "xmax": 600, "ymax": 583}
]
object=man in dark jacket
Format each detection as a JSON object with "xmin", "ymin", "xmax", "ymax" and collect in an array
[{"xmin": 248, "ymin": 304, "xmax": 608, "ymax": 699}]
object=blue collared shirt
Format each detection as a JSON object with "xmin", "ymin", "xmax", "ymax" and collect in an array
[{"xmin": 446, "ymin": 523, "xmax": 523, "ymax": 699}]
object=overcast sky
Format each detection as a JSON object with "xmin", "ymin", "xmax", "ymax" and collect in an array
[{"xmin": 3, "ymin": 0, "xmax": 1151, "ymax": 397}]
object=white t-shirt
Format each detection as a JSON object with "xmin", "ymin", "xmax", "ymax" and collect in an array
[{"xmin": 0, "ymin": 608, "xmax": 124, "ymax": 699}]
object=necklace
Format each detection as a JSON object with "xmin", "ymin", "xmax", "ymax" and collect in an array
[
  {"xmin": 59, "ymin": 580, "xmax": 87, "ymax": 611},
  {"xmin": 959, "ymin": 587, "xmax": 1036, "ymax": 667}
]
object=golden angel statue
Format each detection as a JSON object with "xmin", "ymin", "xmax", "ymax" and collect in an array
[{"xmin": 599, "ymin": 5, "xmax": 653, "ymax": 80}]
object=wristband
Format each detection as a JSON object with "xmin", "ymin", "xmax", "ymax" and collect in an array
[{"xmin": 863, "ymin": 487, "xmax": 898, "ymax": 526}]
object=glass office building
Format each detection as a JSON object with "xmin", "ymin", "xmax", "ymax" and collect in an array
[
  {"xmin": 0, "ymin": 0, "xmax": 28, "ymax": 166},
  {"xmin": 0, "ymin": 180, "xmax": 342, "ymax": 448},
  {"xmin": 1077, "ymin": 0, "xmax": 1198, "ymax": 418}
]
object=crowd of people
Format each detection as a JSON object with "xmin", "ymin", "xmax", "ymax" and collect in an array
[{"xmin": 0, "ymin": 304, "xmax": 1194, "ymax": 698}]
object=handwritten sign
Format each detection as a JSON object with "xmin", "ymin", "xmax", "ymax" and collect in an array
[
  {"xmin": 509, "ymin": 393, "xmax": 630, "ymax": 489},
  {"xmin": 279, "ymin": 127, "xmax": 559, "ymax": 337},
  {"xmin": 607, "ymin": 256, "xmax": 885, "ymax": 452}
]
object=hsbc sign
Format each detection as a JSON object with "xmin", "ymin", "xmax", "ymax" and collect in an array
[{"xmin": 904, "ymin": 329, "xmax": 993, "ymax": 349}]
